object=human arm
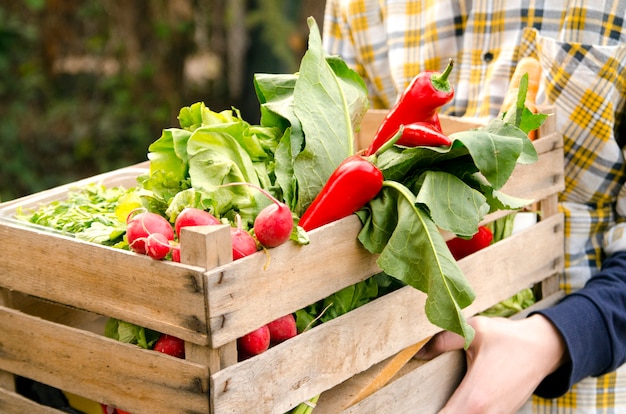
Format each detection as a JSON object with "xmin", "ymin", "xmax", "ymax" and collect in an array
[
  {"xmin": 415, "ymin": 314, "xmax": 568, "ymax": 414},
  {"xmin": 532, "ymin": 250, "xmax": 626, "ymax": 397},
  {"xmin": 415, "ymin": 250, "xmax": 626, "ymax": 412}
]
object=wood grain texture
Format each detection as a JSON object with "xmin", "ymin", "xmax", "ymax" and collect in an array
[
  {"xmin": 0, "ymin": 387, "xmax": 62, "ymax": 414},
  {"xmin": 210, "ymin": 215, "xmax": 563, "ymax": 414},
  {"xmin": 0, "ymin": 306, "xmax": 210, "ymax": 414},
  {"xmin": 0, "ymin": 220, "xmax": 210, "ymax": 344},
  {"xmin": 0, "ymin": 112, "xmax": 563, "ymax": 413}
]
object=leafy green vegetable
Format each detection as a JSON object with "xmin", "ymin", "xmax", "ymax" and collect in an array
[
  {"xmin": 355, "ymin": 95, "xmax": 544, "ymax": 347},
  {"xmin": 295, "ymin": 273, "xmax": 400, "ymax": 333},
  {"xmin": 139, "ymin": 18, "xmax": 369, "ymax": 229},
  {"xmin": 480, "ymin": 288, "xmax": 536, "ymax": 318},
  {"xmin": 15, "ymin": 184, "xmax": 130, "ymax": 246},
  {"xmin": 256, "ymin": 17, "xmax": 370, "ymax": 216},
  {"xmin": 104, "ymin": 318, "xmax": 161, "ymax": 350},
  {"xmin": 501, "ymin": 73, "xmax": 549, "ymax": 135},
  {"xmin": 357, "ymin": 182, "xmax": 476, "ymax": 346},
  {"xmin": 137, "ymin": 103, "xmax": 285, "ymax": 228}
]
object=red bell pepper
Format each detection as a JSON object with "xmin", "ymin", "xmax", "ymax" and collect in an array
[
  {"xmin": 299, "ymin": 128, "xmax": 404, "ymax": 232},
  {"xmin": 397, "ymin": 121, "xmax": 452, "ymax": 148},
  {"xmin": 446, "ymin": 225, "xmax": 493, "ymax": 260},
  {"xmin": 365, "ymin": 59, "xmax": 455, "ymax": 156}
]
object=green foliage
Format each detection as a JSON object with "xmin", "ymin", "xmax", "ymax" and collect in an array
[
  {"xmin": 0, "ymin": 1, "xmax": 317, "ymax": 203},
  {"xmin": 0, "ymin": 4, "xmax": 173, "ymax": 202}
]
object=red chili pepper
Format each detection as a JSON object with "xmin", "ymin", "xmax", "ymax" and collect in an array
[
  {"xmin": 299, "ymin": 128, "xmax": 404, "ymax": 231},
  {"xmin": 365, "ymin": 59, "xmax": 455, "ymax": 156},
  {"xmin": 298, "ymin": 155, "xmax": 384, "ymax": 231},
  {"xmin": 446, "ymin": 225, "xmax": 493, "ymax": 260},
  {"xmin": 397, "ymin": 121, "xmax": 452, "ymax": 148}
]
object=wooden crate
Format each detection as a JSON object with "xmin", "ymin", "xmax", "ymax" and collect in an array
[{"xmin": 0, "ymin": 111, "xmax": 564, "ymax": 414}]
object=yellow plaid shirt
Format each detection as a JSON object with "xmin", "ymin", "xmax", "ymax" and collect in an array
[{"xmin": 323, "ymin": 1, "xmax": 626, "ymax": 412}]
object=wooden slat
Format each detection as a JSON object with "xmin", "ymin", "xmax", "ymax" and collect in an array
[
  {"xmin": 180, "ymin": 225, "xmax": 239, "ymax": 376},
  {"xmin": 204, "ymin": 215, "xmax": 380, "ymax": 347},
  {"xmin": 338, "ymin": 291, "xmax": 566, "ymax": 414},
  {"xmin": 0, "ymin": 288, "xmax": 16, "ymax": 394},
  {"xmin": 313, "ymin": 336, "xmax": 433, "ymax": 412},
  {"xmin": 340, "ymin": 352, "xmax": 466, "ymax": 414},
  {"xmin": 0, "ymin": 387, "xmax": 63, "ymax": 414},
  {"xmin": 0, "ymin": 306, "xmax": 210, "ymax": 414},
  {"xmin": 210, "ymin": 214, "xmax": 563, "ymax": 414},
  {"xmin": 0, "ymin": 221, "xmax": 210, "ymax": 345},
  {"xmin": 203, "ymin": 141, "xmax": 564, "ymax": 348}
]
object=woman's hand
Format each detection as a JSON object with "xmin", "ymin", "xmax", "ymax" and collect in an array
[{"xmin": 415, "ymin": 314, "xmax": 568, "ymax": 414}]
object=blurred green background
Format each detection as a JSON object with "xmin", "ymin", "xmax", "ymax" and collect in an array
[{"xmin": 0, "ymin": 0, "xmax": 325, "ymax": 202}]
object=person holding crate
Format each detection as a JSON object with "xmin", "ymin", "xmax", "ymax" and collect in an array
[{"xmin": 323, "ymin": 1, "xmax": 626, "ymax": 413}]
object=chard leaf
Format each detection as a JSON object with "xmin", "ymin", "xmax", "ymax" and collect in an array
[
  {"xmin": 449, "ymin": 124, "xmax": 526, "ymax": 190},
  {"xmin": 462, "ymin": 168, "xmax": 535, "ymax": 213},
  {"xmin": 519, "ymin": 109, "xmax": 549, "ymax": 136},
  {"xmin": 376, "ymin": 145, "xmax": 465, "ymax": 182},
  {"xmin": 414, "ymin": 170, "xmax": 490, "ymax": 237},
  {"xmin": 292, "ymin": 17, "xmax": 369, "ymax": 214},
  {"xmin": 487, "ymin": 190, "xmax": 534, "ymax": 211},
  {"xmin": 357, "ymin": 183, "xmax": 476, "ymax": 347},
  {"xmin": 325, "ymin": 55, "xmax": 370, "ymax": 134}
]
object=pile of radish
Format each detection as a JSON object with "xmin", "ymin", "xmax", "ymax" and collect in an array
[
  {"xmin": 237, "ymin": 313, "xmax": 298, "ymax": 360},
  {"xmin": 125, "ymin": 181, "xmax": 294, "ymax": 263},
  {"xmin": 123, "ymin": 185, "xmax": 300, "ymax": 363},
  {"xmin": 126, "ymin": 183, "xmax": 294, "ymax": 262}
]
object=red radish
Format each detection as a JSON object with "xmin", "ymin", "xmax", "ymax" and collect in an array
[
  {"xmin": 100, "ymin": 404, "xmax": 131, "ymax": 414},
  {"xmin": 254, "ymin": 201, "xmax": 294, "ymax": 248},
  {"xmin": 145, "ymin": 233, "xmax": 172, "ymax": 260},
  {"xmin": 171, "ymin": 245, "xmax": 181, "ymax": 262},
  {"xmin": 237, "ymin": 325, "xmax": 271, "ymax": 360},
  {"xmin": 217, "ymin": 182, "xmax": 293, "ymax": 248},
  {"xmin": 231, "ymin": 214, "xmax": 258, "ymax": 260},
  {"xmin": 267, "ymin": 314, "xmax": 297, "ymax": 345},
  {"xmin": 126, "ymin": 210, "xmax": 174, "ymax": 255},
  {"xmin": 174, "ymin": 207, "xmax": 220, "ymax": 238},
  {"xmin": 153, "ymin": 334, "xmax": 185, "ymax": 359},
  {"xmin": 446, "ymin": 225, "xmax": 494, "ymax": 260}
]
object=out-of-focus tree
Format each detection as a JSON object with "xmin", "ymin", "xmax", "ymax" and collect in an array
[{"xmin": 0, "ymin": 0, "xmax": 325, "ymax": 202}]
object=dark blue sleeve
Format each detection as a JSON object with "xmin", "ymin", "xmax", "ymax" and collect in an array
[{"xmin": 532, "ymin": 250, "xmax": 626, "ymax": 399}]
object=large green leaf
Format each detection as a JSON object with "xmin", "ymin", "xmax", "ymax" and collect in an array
[
  {"xmin": 293, "ymin": 17, "xmax": 369, "ymax": 213},
  {"xmin": 357, "ymin": 183, "xmax": 476, "ymax": 347},
  {"xmin": 414, "ymin": 170, "xmax": 490, "ymax": 237}
]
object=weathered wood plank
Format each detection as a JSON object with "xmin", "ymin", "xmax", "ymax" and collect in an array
[
  {"xmin": 336, "ymin": 291, "xmax": 566, "ymax": 414},
  {"xmin": 210, "ymin": 214, "xmax": 563, "ymax": 414},
  {"xmin": 340, "ymin": 352, "xmax": 466, "ymax": 414},
  {"xmin": 205, "ymin": 215, "xmax": 381, "ymax": 348},
  {"xmin": 0, "ymin": 222, "xmax": 210, "ymax": 344},
  {"xmin": 0, "ymin": 387, "xmax": 63, "ymax": 414},
  {"xmin": 0, "ymin": 306, "xmax": 210, "ymax": 414}
]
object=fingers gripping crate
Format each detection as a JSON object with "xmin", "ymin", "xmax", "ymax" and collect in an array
[{"xmin": 0, "ymin": 110, "xmax": 563, "ymax": 414}]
